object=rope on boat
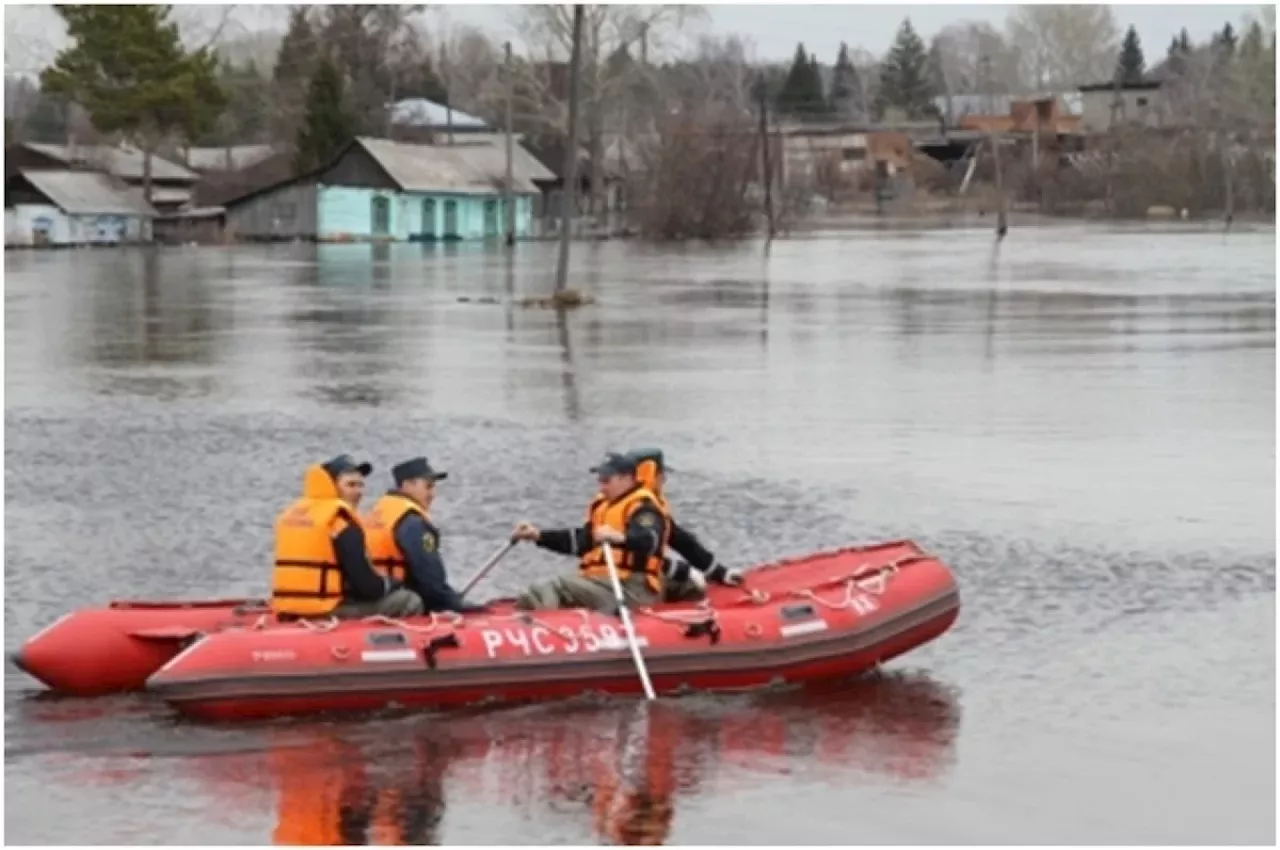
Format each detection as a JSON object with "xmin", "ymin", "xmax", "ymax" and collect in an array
[
  {"xmin": 297, "ymin": 616, "xmax": 340, "ymax": 633},
  {"xmin": 636, "ymin": 599, "xmax": 717, "ymax": 626},
  {"xmin": 737, "ymin": 561, "xmax": 901, "ymax": 610},
  {"xmin": 360, "ymin": 612, "xmax": 461, "ymax": 634}
]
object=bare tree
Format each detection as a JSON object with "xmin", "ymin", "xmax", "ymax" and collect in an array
[
  {"xmin": 437, "ymin": 24, "xmax": 504, "ymax": 115},
  {"xmin": 510, "ymin": 4, "xmax": 707, "ymax": 222},
  {"xmin": 931, "ymin": 20, "xmax": 1024, "ymax": 116},
  {"xmin": 628, "ymin": 32, "xmax": 762, "ymax": 240},
  {"xmin": 1006, "ymin": 4, "xmax": 1119, "ymax": 89}
]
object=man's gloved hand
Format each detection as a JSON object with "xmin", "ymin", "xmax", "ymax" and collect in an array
[
  {"xmin": 707, "ymin": 561, "xmax": 745, "ymax": 587},
  {"xmin": 512, "ymin": 521, "xmax": 540, "ymax": 542}
]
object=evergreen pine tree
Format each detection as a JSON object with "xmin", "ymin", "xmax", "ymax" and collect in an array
[
  {"xmin": 295, "ymin": 59, "xmax": 355, "ymax": 174},
  {"xmin": 776, "ymin": 42, "xmax": 827, "ymax": 115},
  {"xmin": 876, "ymin": 18, "xmax": 935, "ymax": 120},
  {"xmin": 1166, "ymin": 27, "xmax": 1192, "ymax": 77},
  {"xmin": 40, "ymin": 4, "xmax": 225, "ymax": 199},
  {"xmin": 828, "ymin": 42, "xmax": 864, "ymax": 119},
  {"xmin": 808, "ymin": 51, "xmax": 829, "ymax": 112},
  {"xmin": 1116, "ymin": 25, "xmax": 1145, "ymax": 83},
  {"xmin": 274, "ymin": 7, "xmax": 317, "ymax": 84},
  {"xmin": 1240, "ymin": 19, "xmax": 1266, "ymax": 60},
  {"xmin": 1213, "ymin": 22, "xmax": 1238, "ymax": 55}
]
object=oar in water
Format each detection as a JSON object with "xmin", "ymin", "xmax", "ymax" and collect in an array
[
  {"xmin": 602, "ymin": 542, "xmax": 657, "ymax": 701},
  {"xmin": 459, "ymin": 538, "xmax": 517, "ymax": 598}
]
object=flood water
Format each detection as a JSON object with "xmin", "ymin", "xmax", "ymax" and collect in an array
[{"xmin": 4, "ymin": 224, "xmax": 1275, "ymax": 844}]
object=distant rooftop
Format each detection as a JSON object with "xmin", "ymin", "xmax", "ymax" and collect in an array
[
  {"xmin": 390, "ymin": 98, "xmax": 489, "ymax": 131},
  {"xmin": 933, "ymin": 92, "xmax": 1083, "ymax": 120},
  {"xmin": 356, "ymin": 136, "xmax": 554, "ymax": 195},
  {"xmin": 185, "ymin": 144, "xmax": 277, "ymax": 172},
  {"xmin": 17, "ymin": 169, "xmax": 157, "ymax": 216},
  {"xmin": 24, "ymin": 142, "xmax": 198, "ymax": 182}
]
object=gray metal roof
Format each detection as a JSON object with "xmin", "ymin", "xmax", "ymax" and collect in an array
[
  {"xmin": 25, "ymin": 143, "xmax": 199, "ymax": 182},
  {"xmin": 185, "ymin": 144, "xmax": 276, "ymax": 172},
  {"xmin": 390, "ymin": 98, "xmax": 489, "ymax": 130},
  {"xmin": 355, "ymin": 137, "xmax": 555, "ymax": 195},
  {"xmin": 19, "ymin": 169, "xmax": 157, "ymax": 216}
]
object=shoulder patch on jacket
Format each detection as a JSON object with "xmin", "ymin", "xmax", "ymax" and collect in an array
[
  {"xmin": 636, "ymin": 511, "xmax": 656, "ymax": 528},
  {"xmin": 422, "ymin": 531, "xmax": 438, "ymax": 553}
]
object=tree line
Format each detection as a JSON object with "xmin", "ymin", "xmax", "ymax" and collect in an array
[{"xmin": 5, "ymin": 3, "xmax": 1273, "ymax": 231}]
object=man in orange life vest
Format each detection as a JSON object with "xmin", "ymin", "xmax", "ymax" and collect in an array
[
  {"xmin": 510, "ymin": 452, "xmax": 670, "ymax": 613},
  {"xmin": 363, "ymin": 456, "xmax": 486, "ymax": 614},
  {"xmin": 270, "ymin": 454, "xmax": 425, "ymax": 619},
  {"xmin": 628, "ymin": 447, "xmax": 745, "ymax": 602}
]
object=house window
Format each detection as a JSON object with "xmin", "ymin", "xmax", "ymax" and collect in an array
[
  {"xmin": 483, "ymin": 199, "xmax": 498, "ymax": 236},
  {"xmin": 1136, "ymin": 96, "xmax": 1148, "ymax": 107},
  {"xmin": 371, "ymin": 196, "xmax": 391, "ymax": 236},
  {"xmin": 841, "ymin": 148, "xmax": 865, "ymax": 162}
]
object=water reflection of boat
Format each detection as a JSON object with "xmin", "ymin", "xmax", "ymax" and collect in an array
[{"xmin": 183, "ymin": 671, "xmax": 960, "ymax": 844}]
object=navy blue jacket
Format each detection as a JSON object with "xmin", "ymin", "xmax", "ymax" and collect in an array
[{"xmin": 392, "ymin": 511, "xmax": 467, "ymax": 613}]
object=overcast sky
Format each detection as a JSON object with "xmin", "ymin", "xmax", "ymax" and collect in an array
[
  {"xmin": 444, "ymin": 3, "xmax": 1263, "ymax": 62},
  {"xmin": 4, "ymin": 2, "xmax": 1265, "ymax": 72}
]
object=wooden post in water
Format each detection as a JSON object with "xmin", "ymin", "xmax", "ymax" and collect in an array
[
  {"xmin": 991, "ymin": 132, "xmax": 1008, "ymax": 240},
  {"xmin": 755, "ymin": 72, "xmax": 776, "ymax": 247},
  {"xmin": 553, "ymin": 4, "xmax": 584, "ymax": 296},
  {"xmin": 504, "ymin": 40, "xmax": 515, "ymax": 247}
]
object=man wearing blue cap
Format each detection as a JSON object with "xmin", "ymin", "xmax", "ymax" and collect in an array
[
  {"xmin": 511, "ymin": 452, "xmax": 671, "ymax": 613},
  {"xmin": 364, "ymin": 456, "xmax": 486, "ymax": 615}
]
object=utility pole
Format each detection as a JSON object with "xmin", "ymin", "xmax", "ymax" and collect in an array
[
  {"xmin": 755, "ymin": 72, "xmax": 776, "ymax": 245},
  {"xmin": 980, "ymin": 54, "xmax": 993, "ymax": 115},
  {"xmin": 442, "ymin": 40, "xmax": 455, "ymax": 145},
  {"xmin": 504, "ymin": 40, "xmax": 515, "ymax": 247},
  {"xmin": 553, "ymin": 4, "xmax": 584, "ymax": 295}
]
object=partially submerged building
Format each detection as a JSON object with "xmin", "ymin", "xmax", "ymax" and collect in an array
[
  {"xmin": 221, "ymin": 136, "xmax": 554, "ymax": 242},
  {"xmin": 4, "ymin": 168, "xmax": 155, "ymax": 246}
]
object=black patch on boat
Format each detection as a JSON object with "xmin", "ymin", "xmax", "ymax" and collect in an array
[
  {"xmin": 366, "ymin": 631, "xmax": 408, "ymax": 647},
  {"xmin": 423, "ymin": 633, "xmax": 460, "ymax": 669},
  {"xmin": 779, "ymin": 603, "xmax": 817, "ymax": 621},
  {"xmin": 684, "ymin": 620, "xmax": 721, "ymax": 645}
]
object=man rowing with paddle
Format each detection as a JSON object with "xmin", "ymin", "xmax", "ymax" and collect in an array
[{"xmin": 510, "ymin": 453, "xmax": 671, "ymax": 614}]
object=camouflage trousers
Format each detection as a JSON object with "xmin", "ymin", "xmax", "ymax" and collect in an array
[
  {"xmin": 515, "ymin": 572, "xmax": 659, "ymax": 615},
  {"xmin": 332, "ymin": 587, "xmax": 425, "ymax": 619}
]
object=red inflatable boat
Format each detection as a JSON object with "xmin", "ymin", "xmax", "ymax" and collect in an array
[
  {"xmin": 144, "ymin": 540, "xmax": 959, "ymax": 721},
  {"xmin": 12, "ymin": 598, "xmax": 267, "ymax": 696}
]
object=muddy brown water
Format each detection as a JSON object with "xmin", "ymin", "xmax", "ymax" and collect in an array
[{"xmin": 4, "ymin": 224, "xmax": 1275, "ymax": 844}]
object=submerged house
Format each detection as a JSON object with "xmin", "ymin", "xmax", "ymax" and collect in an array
[
  {"xmin": 7, "ymin": 142, "xmax": 199, "ymax": 214},
  {"xmin": 4, "ymin": 169, "xmax": 155, "ymax": 246},
  {"xmin": 222, "ymin": 136, "xmax": 554, "ymax": 242}
]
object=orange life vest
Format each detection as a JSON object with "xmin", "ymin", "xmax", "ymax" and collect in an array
[
  {"xmin": 633, "ymin": 458, "xmax": 670, "ymax": 514},
  {"xmin": 270, "ymin": 464, "xmax": 363, "ymax": 617},
  {"xmin": 363, "ymin": 493, "xmax": 430, "ymax": 584},
  {"xmin": 580, "ymin": 485, "xmax": 670, "ymax": 592}
]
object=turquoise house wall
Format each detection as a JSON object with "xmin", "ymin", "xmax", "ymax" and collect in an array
[{"xmin": 316, "ymin": 185, "xmax": 535, "ymax": 242}]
